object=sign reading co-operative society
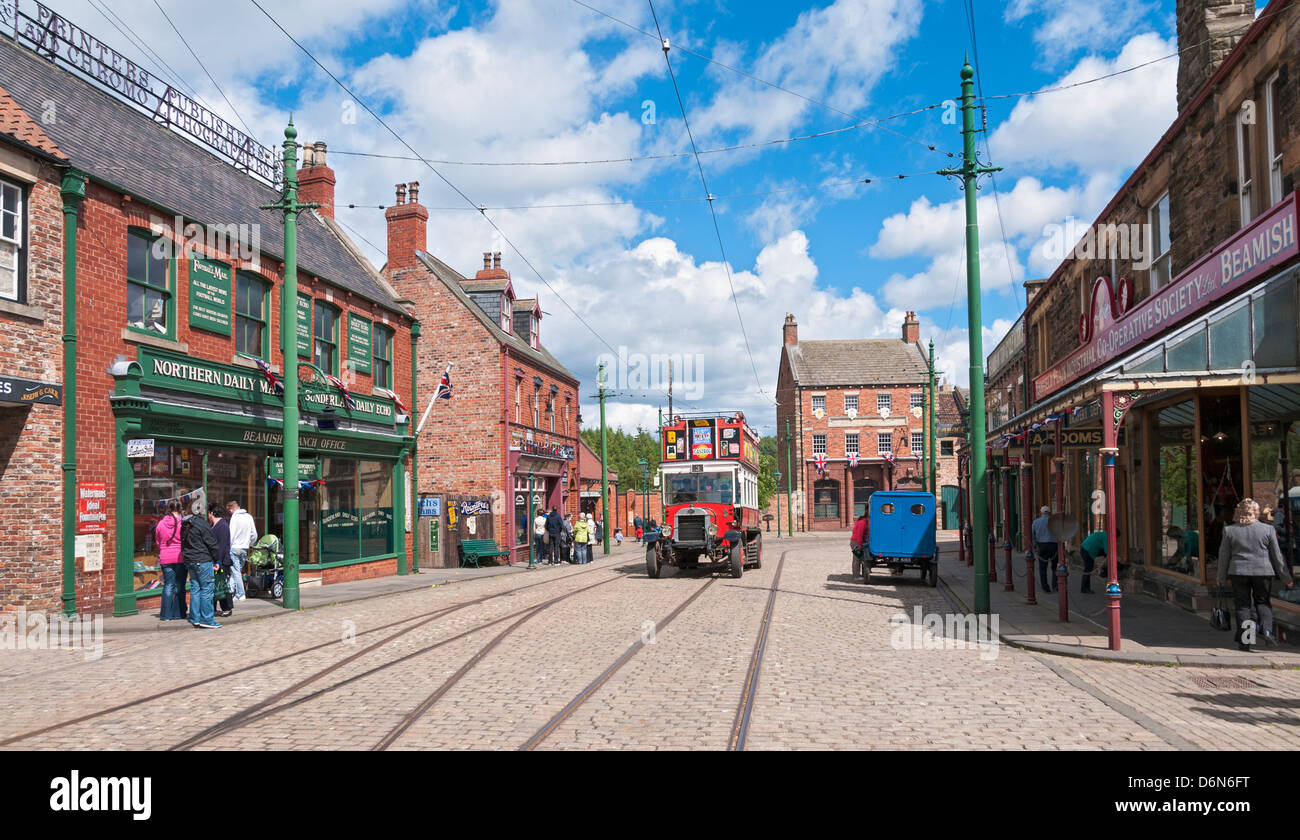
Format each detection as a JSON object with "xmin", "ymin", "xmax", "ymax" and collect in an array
[{"xmin": 188, "ymin": 259, "xmax": 231, "ymax": 336}]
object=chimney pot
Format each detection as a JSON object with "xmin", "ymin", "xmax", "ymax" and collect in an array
[
  {"xmin": 408, "ymin": 181, "xmax": 420, "ymax": 203},
  {"xmin": 783, "ymin": 313, "xmax": 799, "ymax": 347},
  {"xmin": 493, "ymin": 252, "xmax": 502, "ymax": 269},
  {"xmin": 395, "ymin": 184, "xmax": 406, "ymax": 205},
  {"xmin": 483, "ymin": 252, "xmax": 492, "ymax": 270}
]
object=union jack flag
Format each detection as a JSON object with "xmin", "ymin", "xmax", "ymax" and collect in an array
[
  {"xmin": 325, "ymin": 374, "xmax": 356, "ymax": 411},
  {"xmin": 255, "ymin": 358, "xmax": 283, "ymax": 396},
  {"xmin": 882, "ymin": 452, "xmax": 897, "ymax": 466},
  {"xmin": 848, "ymin": 452, "xmax": 859, "ymax": 468},
  {"xmin": 814, "ymin": 454, "xmax": 827, "ymax": 474},
  {"xmin": 433, "ymin": 364, "xmax": 453, "ymax": 401},
  {"xmin": 380, "ymin": 387, "xmax": 408, "ymax": 414}
]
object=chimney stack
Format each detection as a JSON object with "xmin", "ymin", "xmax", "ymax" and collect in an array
[
  {"xmin": 474, "ymin": 249, "xmax": 509, "ymax": 280},
  {"xmin": 385, "ymin": 181, "xmax": 427, "ymax": 273},
  {"xmin": 493, "ymin": 252, "xmax": 502, "ymax": 270},
  {"xmin": 1176, "ymin": 0, "xmax": 1256, "ymax": 112},
  {"xmin": 902, "ymin": 311, "xmax": 920, "ymax": 344},
  {"xmin": 783, "ymin": 313, "xmax": 798, "ymax": 347},
  {"xmin": 298, "ymin": 141, "xmax": 336, "ymax": 219}
]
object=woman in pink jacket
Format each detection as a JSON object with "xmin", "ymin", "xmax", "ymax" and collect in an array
[{"xmin": 155, "ymin": 501, "xmax": 187, "ymax": 620}]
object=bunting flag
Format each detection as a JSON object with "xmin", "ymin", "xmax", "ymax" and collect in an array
[
  {"xmin": 433, "ymin": 364, "xmax": 453, "ymax": 401},
  {"xmin": 882, "ymin": 452, "xmax": 897, "ymax": 466},
  {"xmin": 380, "ymin": 387, "xmax": 408, "ymax": 414},
  {"xmin": 1044, "ymin": 412, "xmax": 1065, "ymax": 423},
  {"xmin": 325, "ymin": 374, "xmax": 357, "ymax": 411},
  {"xmin": 267, "ymin": 477, "xmax": 285, "ymax": 489},
  {"xmin": 814, "ymin": 454, "xmax": 827, "ymax": 474},
  {"xmin": 1071, "ymin": 405, "xmax": 1086, "ymax": 417},
  {"xmin": 848, "ymin": 452, "xmax": 859, "ymax": 468},
  {"xmin": 255, "ymin": 358, "xmax": 284, "ymax": 396}
]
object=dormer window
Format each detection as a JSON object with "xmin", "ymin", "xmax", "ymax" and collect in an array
[
  {"xmin": 500, "ymin": 293, "xmax": 512, "ymax": 333},
  {"xmin": 530, "ymin": 313, "xmax": 539, "ymax": 349}
]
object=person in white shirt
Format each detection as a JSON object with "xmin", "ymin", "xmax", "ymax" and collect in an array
[
  {"xmin": 533, "ymin": 512, "xmax": 548, "ymax": 564},
  {"xmin": 226, "ymin": 500, "xmax": 258, "ymax": 601}
]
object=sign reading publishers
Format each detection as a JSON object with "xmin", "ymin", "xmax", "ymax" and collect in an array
[
  {"xmin": 187, "ymin": 258, "xmax": 232, "ymax": 335},
  {"xmin": 1034, "ymin": 193, "xmax": 1298, "ymax": 402}
]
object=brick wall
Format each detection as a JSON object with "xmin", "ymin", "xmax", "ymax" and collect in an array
[{"xmin": 0, "ymin": 168, "xmax": 63, "ymax": 614}]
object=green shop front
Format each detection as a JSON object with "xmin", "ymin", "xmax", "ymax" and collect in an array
[{"xmin": 109, "ymin": 347, "xmax": 410, "ymax": 615}]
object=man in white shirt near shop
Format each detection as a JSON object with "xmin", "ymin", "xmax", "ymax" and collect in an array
[
  {"xmin": 534, "ymin": 510, "xmax": 548, "ymax": 564},
  {"xmin": 226, "ymin": 499, "xmax": 258, "ymax": 601}
]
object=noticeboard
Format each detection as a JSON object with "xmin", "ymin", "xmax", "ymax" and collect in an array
[
  {"xmin": 347, "ymin": 314, "xmax": 372, "ymax": 374},
  {"xmin": 296, "ymin": 294, "xmax": 312, "ymax": 358},
  {"xmin": 187, "ymin": 258, "xmax": 232, "ymax": 336}
]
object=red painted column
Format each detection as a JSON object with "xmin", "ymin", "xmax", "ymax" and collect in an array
[
  {"xmin": 1054, "ymin": 416, "xmax": 1068, "ymax": 622},
  {"xmin": 1102, "ymin": 391, "xmax": 1122, "ymax": 651},
  {"xmin": 1022, "ymin": 438, "xmax": 1036, "ymax": 606},
  {"xmin": 1002, "ymin": 464, "xmax": 1014, "ymax": 591}
]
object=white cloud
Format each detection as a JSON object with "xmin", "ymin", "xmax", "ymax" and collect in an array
[{"xmin": 1004, "ymin": 0, "xmax": 1164, "ymax": 63}]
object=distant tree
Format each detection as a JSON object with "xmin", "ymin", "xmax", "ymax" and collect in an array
[{"xmin": 758, "ymin": 454, "xmax": 776, "ymax": 510}]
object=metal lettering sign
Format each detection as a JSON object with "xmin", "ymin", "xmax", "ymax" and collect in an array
[
  {"xmin": 13, "ymin": 0, "xmax": 280, "ymax": 186},
  {"xmin": 418, "ymin": 496, "xmax": 442, "ymax": 517}
]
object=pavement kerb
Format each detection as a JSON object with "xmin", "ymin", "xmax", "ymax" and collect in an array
[{"xmin": 937, "ymin": 567, "xmax": 1298, "ymax": 669}]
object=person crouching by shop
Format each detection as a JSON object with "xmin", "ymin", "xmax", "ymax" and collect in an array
[
  {"xmin": 1078, "ymin": 529, "xmax": 1108, "ymax": 595},
  {"xmin": 155, "ymin": 501, "xmax": 187, "ymax": 620},
  {"xmin": 1218, "ymin": 498, "xmax": 1295, "ymax": 651},
  {"xmin": 182, "ymin": 505, "xmax": 224, "ymax": 629},
  {"xmin": 226, "ymin": 499, "xmax": 257, "ymax": 602},
  {"xmin": 209, "ymin": 504, "xmax": 234, "ymax": 618},
  {"xmin": 1031, "ymin": 507, "xmax": 1057, "ymax": 594},
  {"xmin": 850, "ymin": 513, "xmax": 869, "ymax": 570}
]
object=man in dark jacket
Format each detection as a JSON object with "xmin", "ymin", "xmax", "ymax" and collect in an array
[
  {"xmin": 208, "ymin": 504, "xmax": 234, "ymax": 617},
  {"xmin": 182, "ymin": 508, "xmax": 224, "ymax": 628},
  {"xmin": 545, "ymin": 508, "xmax": 564, "ymax": 565}
]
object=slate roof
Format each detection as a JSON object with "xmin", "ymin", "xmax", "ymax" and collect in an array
[
  {"xmin": 462, "ymin": 278, "xmax": 510, "ymax": 293},
  {"xmin": 0, "ymin": 37, "xmax": 405, "ymax": 315},
  {"xmin": 0, "ymin": 82, "xmax": 65, "ymax": 161},
  {"xmin": 415, "ymin": 250, "xmax": 577, "ymax": 382},
  {"xmin": 937, "ymin": 388, "xmax": 968, "ymax": 431},
  {"xmin": 513, "ymin": 297, "xmax": 539, "ymax": 312},
  {"xmin": 786, "ymin": 339, "xmax": 929, "ymax": 386}
]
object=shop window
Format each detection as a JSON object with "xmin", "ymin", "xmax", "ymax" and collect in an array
[
  {"xmin": 1254, "ymin": 418, "xmax": 1300, "ymax": 579},
  {"xmin": 1154, "ymin": 400, "xmax": 1198, "ymax": 577},
  {"xmin": 845, "ymin": 433, "xmax": 859, "ymax": 455},
  {"xmin": 941, "ymin": 440, "xmax": 954, "ymax": 457},
  {"xmin": 373, "ymin": 325, "xmax": 393, "ymax": 389},
  {"xmin": 1208, "ymin": 303, "xmax": 1250, "ymax": 371},
  {"xmin": 313, "ymin": 301, "xmax": 339, "ymax": 375},
  {"xmin": 1165, "ymin": 325, "xmax": 1207, "ymax": 372},
  {"xmin": 1200, "ymin": 393, "xmax": 1244, "ymax": 584},
  {"xmin": 131, "ymin": 445, "xmax": 207, "ymax": 593},
  {"xmin": 813, "ymin": 478, "xmax": 840, "ymax": 519},
  {"xmin": 1253, "ymin": 281, "xmax": 1297, "ymax": 369},
  {"xmin": 1147, "ymin": 192, "xmax": 1172, "ymax": 290},
  {"xmin": 0, "ymin": 177, "xmax": 24, "ymax": 302},
  {"xmin": 1126, "ymin": 347, "xmax": 1164, "ymax": 374},
  {"xmin": 359, "ymin": 460, "xmax": 394, "ymax": 558},
  {"xmin": 812, "ymin": 434, "xmax": 826, "ymax": 455},
  {"xmin": 319, "ymin": 458, "xmax": 358, "ymax": 564},
  {"xmin": 234, "ymin": 272, "xmax": 268, "ymax": 359},
  {"xmin": 1265, "ymin": 71, "xmax": 1283, "ymax": 205},
  {"xmin": 205, "ymin": 450, "xmax": 267, "ymax": 542},
  {"xmin": 127, "ymin": 229, "xmax": 173, "ymax": 337}
]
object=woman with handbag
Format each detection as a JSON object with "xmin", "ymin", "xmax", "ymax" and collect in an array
[
  {"xmin": 1217, "ymin": 498, "xmax": 1294, "ymax": 651},
  {"xmin": 154, "ymin": 501, "xmax": 187, "ymax": 620}
]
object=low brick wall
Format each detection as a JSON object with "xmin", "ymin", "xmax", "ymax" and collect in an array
[{"xmin": 322, "ymin": 557, "xmax": 398, "ymax": 585}]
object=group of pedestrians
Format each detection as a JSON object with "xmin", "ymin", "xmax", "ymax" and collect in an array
[
  {"xmin": 154, "ymin": 498, "xmax": 258, "ymax": 628},
  {"xmin": 532, "ymin": 507, "xmax": 604, "ymax": 565}
]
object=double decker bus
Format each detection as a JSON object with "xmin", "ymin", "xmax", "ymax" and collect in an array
[{"xmin": 646, "ymin": 412, "xmax": 762, "ymax": 578}]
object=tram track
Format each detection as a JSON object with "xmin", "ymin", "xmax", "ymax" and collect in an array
[
  {"xmin": 727, "ymin": 550, "xmax": 788, "ymax": 751},
  {"xmin": 0, "ymin": 561, "xmax": 626, "ymax": 748}
]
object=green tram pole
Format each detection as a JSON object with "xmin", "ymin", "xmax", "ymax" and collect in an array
[
  {"xmin": 598, "ymin": 363, "xmax": 611, "ymax": 556},
  {"xmin": 938, "ymin": 60, "xmax": 999, "ymax": 615},
  {"xmin": 60, "ymin": 170, "xmax": 85, "ymax": 617},
  {"xmin": 262, "ymin": 118, "xmax": 315, "ymax": 610},
  {"xmin": 409, "ymin": 322, "xmax": 420, "ymax": 573}
]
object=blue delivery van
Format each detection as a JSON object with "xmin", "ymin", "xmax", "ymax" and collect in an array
[{"xmin": 863, "ymin": 490, "xmax": 938, "ymax": 587}]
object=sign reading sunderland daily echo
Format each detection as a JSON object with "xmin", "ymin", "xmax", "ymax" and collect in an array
[{"xmin": 1034, "ymin": 193, "xmax": 1299, "ymax": 402}]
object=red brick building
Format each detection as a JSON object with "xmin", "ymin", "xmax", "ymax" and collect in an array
[
  {"xmin": 0, "ymin": 83, "xmax": 67, "ymax": 614},
  {"xmin": 777, "ymin": 311, "xmax": 954, "ymax": 531},
  {"xmin": 1, "ymin": 31, "xmax": 417, "ymax": 616},
  {"xmin": 385, "ymin": 192, "xmax": 581, "ymax": 565}
]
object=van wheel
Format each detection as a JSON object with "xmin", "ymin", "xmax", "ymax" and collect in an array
[
  {"xmin": 927, "ymin": 560, "xmax": 938, "ymax": 587},
  {"xmin": 729, "ymin": 545, "xmax": 743, "ymax": 579},
  {"xmin": 646, "ymin": 547, "xmax": 661, "ymax": 579}
]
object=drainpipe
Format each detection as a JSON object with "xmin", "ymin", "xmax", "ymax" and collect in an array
[
  {"xmin": 60, "ymin": 170, "xmax": 85, "ymax": 618},
  {"xmin": 410, "ymin": 321, "xmax": 420, "ymax": 572}
]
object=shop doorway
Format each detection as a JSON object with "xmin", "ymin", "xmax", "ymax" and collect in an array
[
  {"xmin": 853, "ymin": 478, "xmax": 877, "ymax": 519},
  {"xmin": 1200, "ymin": 392, "xmax": 1243, "ymax": 580},
  {"xmin": 269, "ymin": 481, "xmax": 319, "ymax": 576}
]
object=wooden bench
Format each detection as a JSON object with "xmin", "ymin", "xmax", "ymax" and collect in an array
[{"xmin": 458, "ymin": 539, "xmax": 511, "ymax": 568}]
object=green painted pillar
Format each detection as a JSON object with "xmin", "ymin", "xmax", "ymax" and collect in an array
[
  {"xmin": 410, "ymin": 321, "xmax": 420, "ymax": 573},
  {"xmin": 393, "ymin": 454, "xmax": 406, "ymax": 575},
  {"xmin": 113, "ymin": 414, "xmax": 143, "ymax": 617},
  {"xmin": 60, "ymin": 170, "xmax": 84, "ymax": 618}
]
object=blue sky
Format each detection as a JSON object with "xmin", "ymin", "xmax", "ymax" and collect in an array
[{"xmin": 35, "ymin": 0, "xmax": 1258, "ymax": 436}]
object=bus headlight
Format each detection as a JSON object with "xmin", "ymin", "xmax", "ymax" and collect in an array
[
  {"xmin": 662, "ymin": 525, "xmax": 672, "ymax": 538},
  {"xmin": 708, "ymin": 523, "xmax": 718, "ymax": 537}
]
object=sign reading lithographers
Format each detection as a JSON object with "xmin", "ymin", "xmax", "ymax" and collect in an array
[
  {"xmin": 137, "ymin": 348, "xmax": 396, "ymax": 424},
  {"xmin": 1035, "ymin": 194, "xmax": 1299, "ymax": 402},
  {"xmin": 296, "ymin": 294, "xmax": 312, "ymax": 358},
  {"xmin": 347, "ymin": 314, "xmax": 372, "ymax": 374},
  {"xmin": 0, "ymin": 374, "xmax": 62, "ymax": 406},
  {"xmin": 15, "ymin": 0, "xmax": 280, "ymax": 186},
  {"xmin": 187, "ymin": 258, "xmax": 231, "ymax": 335}
]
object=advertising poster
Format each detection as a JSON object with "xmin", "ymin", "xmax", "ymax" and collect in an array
[{"xmin": 689, "ymin": 419, "xmax": 715, "ymax": 460}]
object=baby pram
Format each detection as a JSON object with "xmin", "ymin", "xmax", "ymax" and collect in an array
[{"xmin": 245, "ymin": 534, "xmax": 285, "ymax": 600}]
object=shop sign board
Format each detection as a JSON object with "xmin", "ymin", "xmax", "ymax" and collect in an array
[
  {"xmin": 419, "ymin": 496, "xmax": 442, "ymax": 517},
  {"xmin": 296, "ymin": 294, "xmax": 312, "ymax": 358},
  {"xmin": 429, "ymin": 520, "xmax": 439, "ymax": 552},
  {"xmin": 1028, "ymin": 428, "xmax": 1127, "ymax": 449},
  {"xmin": 77, "ymin": 482, "xmax": 107, "ymax": 534},
  {"xmin": 127, "ymin": 438, "xmax": 155, "ymax": 458},
  {"xmin": 187, "ymin": 258, "xmax": 232, "ymax": 336},
  {"xmin": 1034, "ymin": 193, "xmax": 1299, "ymax": 402},
  {"xmin": 458, "ymin": 499, "xmax": 491, "ymax": 516},
  {"xmin": 267, "ymin": 457, "xmax": 320, "ymax": 480},
  {"xmin": 0, "ymin": 374, "xmax": 62, "ymax": 406},
  {"xmin": 347, "ymin": 314, "xmax": 372, "ymax": 374}
]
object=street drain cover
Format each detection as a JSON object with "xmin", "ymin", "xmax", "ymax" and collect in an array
[{"xmin": 1191, "ymin": 676, "xmax": 1258, "ymax": 690}]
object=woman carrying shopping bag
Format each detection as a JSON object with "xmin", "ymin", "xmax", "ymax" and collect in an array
[{"xmin": 1217, "ymin": 499, "xmax": 1294, "ymax": 651}]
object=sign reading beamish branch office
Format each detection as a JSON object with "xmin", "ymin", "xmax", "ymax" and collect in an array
[
  {"xmin": 137, "ymin": 347, "xmax": 395, "ymax": 424},
  {"xmin": 1034, "ymin": 193, "xmax": 1299, "ymax": 402},
  {"xmin": 187, "ymin": 258, "xmax": 231, "ymax": 336}
]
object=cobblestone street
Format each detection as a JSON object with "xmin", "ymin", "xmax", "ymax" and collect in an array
[{"xmin": 2, "ymin": 533, "xmax": 1297, "ymax": 751}]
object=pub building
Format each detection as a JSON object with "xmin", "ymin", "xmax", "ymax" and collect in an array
[
  {"xmin": 980, "ymin": 0, "xmax": 1300, "ymax": 640},
  {"xmin": 0, "ymin": 16, "xmax": 416, "ymax": 616}
]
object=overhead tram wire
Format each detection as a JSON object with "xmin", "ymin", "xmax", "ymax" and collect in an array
[
  {"xmin": 570, "ymin": 0, "xmax": 956, "ymax": 161},
  {"xmin": 86, "ymin": 0, "xmax": 207, "ymax": 105},
  {"xmin": 646, "ymin": 0, "xmax": 770, "ymax": 405},
  {"xmin": 246, "ymin": 0, "xmax": 623, "ymax": 361},
  {"xmin": 154, "ymin": 0, "xmax": 260, "ymax": 142}
]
